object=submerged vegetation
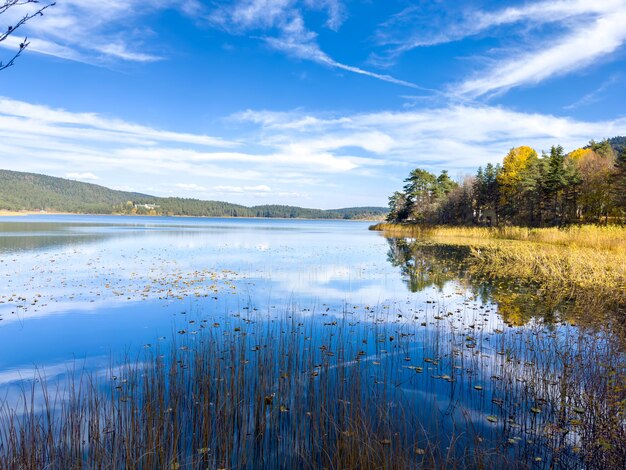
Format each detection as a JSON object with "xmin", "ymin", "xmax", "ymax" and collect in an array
[
  {"xmin": 0, "ymin": 218, "xmax": 624, "ymax": 469},
  {"xmin": 1, "ymin": 300, "xmax": 624, "ymax": 469}
]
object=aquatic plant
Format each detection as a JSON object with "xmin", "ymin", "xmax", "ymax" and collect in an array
[{"xmin": 0, "ymin": 303, "xmax": 623, "ymax": 469}]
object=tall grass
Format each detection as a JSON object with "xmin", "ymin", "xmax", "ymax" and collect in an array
[
  {"xmin": 371, "ymin": 223, "xmax": 626, "ymax": 307},
  {"xmin": 0, "ymin": 305, "xmax": 624, "ymax": 469},
  {"xmin": 370, "ymin": 224, "xmax": 626, "ymax": 253}
]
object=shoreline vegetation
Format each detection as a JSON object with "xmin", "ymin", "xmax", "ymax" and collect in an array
[
  {"xmin": 385, "ymin": 138, "xmax": 625, "ymax": 227},
  {"xmin": 0, "ymin": 210, "xmax": 383, "ymax": 221},
  {"xmin": 375, "ymin": 135, "xmax": 626, "ymax": 313},
  {"xmin": 370, "ymin": 223, "xmax": 626, "ymax": 309}
]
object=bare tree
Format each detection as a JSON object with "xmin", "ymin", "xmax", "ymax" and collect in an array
[{"xmin": 1, "ymin": 0, "xmax": 55, "ymax": 71}]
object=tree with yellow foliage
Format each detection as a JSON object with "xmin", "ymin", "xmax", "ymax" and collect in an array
[
  {"xmin": 497, "ymin": 146, "xmax": 540, "ymax": 224},
  {"xmin": 566, "ymin": 148, "xmax": 614, "ymax": 222}
]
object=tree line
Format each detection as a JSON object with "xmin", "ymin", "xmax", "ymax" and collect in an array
[
  {"xmin": 387, "ymin": 137, "xmax": 626, "ymax": 226},
  {"xmin": 0, "ymin": 169, "xmax": 387, "ymax": 220}
]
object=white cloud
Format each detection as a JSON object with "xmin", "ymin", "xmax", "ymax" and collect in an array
[
  {"xmin": 248, "ymin": 184, "xmax": 272, "ymax": 192},
  {"xmin": 304, "ymin": 0, "xmax": 345, "ymax": 31},
  {"xmin": 175, "ymin": 183, "xmax": 208, "ymax": 191},
  {"xmin": 66, "ymin": 172, "xmax": 99, "ymax": 181},
  {"xmin": 211, "ymin": 0, "xmax": 418, "ymax": 88},
  {"xmin": 233, "ymin": 106, "xmax": 626, "ymax": 171},
  {"xmin": 0, "ymin": 0, "xmax": 195, "ymax": 64},
  {"xmin": 563, "ymin": 74, "xmax": 622, "ymax": 110},
  {"xmin": 377, "ymin": 0, "xmax": 623, "ymax": 52},
  {"xmin": 0, "ymin": 97, "xmax": 236, "ymax": 148},
  {"xmin": 2, "ymin": 96, "xmax": 625, "ymax": 206},
  {"xmin": 374, "ymin": 0, "xmax": 626, "ymax": 97},
  {"xmin": 214, "ymin": 184, "xmax": 273, "ymax": 194},
  {"xmin": 457, "ymin": 8, "xmax": 626, "ymax": 98}
]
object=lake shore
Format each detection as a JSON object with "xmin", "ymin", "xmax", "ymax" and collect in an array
[
  {"xmin": 0, "ymin": 210, "xmax": 40, "ymax": 216},
  {"xmin": 0, "ymin": 210, "xmax": 384, "ymax": 221},
  {"xmin": 370, "ymin": 223, "xmax": 626, "ymax": 307}
]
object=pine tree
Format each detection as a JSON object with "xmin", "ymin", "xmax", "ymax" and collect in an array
[
  {"xmin": 614, "ymin": 147, "xmax": 626, "ymax": 215},
  {"xmin": 543, "ymin": 146, "xmax": 568, "ymax": 225}
]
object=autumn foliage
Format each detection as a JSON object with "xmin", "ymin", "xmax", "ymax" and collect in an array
[{"xmin": 387, "ymin": 137, "xmax": 626, "ymax": 226}]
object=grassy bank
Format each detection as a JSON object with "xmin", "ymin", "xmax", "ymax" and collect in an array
[{"xmin": 371, "ymin": 223, "xmax": 626, "ymax": 307}]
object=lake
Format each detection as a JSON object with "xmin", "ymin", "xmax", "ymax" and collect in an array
[{"xmin": 0, "ymin": 215, "xmax": 623, "ymax": 468}]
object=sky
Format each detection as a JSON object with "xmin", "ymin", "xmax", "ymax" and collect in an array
[{"xmin": 0, "ymin": 0, "xmax": 625, "ymax": 209}]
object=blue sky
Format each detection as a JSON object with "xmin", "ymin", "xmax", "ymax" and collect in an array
[{"xmin": 0, "ymin": 0, "xmax": 625, "ymax": 209}]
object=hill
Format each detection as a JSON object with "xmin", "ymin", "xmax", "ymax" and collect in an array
[{"xmin": 0, "ymin": 170, "xmax": 387, "ymax": 220}]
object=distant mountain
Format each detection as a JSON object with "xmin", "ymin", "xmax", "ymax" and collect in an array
[{"xmin": 0, "ymin": 170, "xmax": 387, "ymax": 220}]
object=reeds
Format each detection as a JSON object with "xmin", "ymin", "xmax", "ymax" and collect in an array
[
  {"xmin": 371, "ymin": 223, "xmax": 626, "ymax": 307},
  {"xmin": 0, "ymin": 304, "xmax": 624, "ymax": 469},
  {"xmin": 370, "ymin": 224, "xmax": 626, "ymax": 252}
]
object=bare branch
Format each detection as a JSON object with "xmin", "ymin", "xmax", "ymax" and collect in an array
[
  {"xmin": 0, "ymin": 0, "xmax": 55, "ymax": 70},
  {"xmin": 0, "ymin": 36, "xmax": 27, "ymax": 71},
  {"xmin": 0, "ymin": 1, "xmax": 47, "ymax": 17}
]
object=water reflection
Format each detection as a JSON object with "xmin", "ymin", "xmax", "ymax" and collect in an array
[
  {"xmin": 385, "ymin": 236, "xmax": 624, "ymax": 329},
  {"xmin": 0, "ymin": 217, "xmax": 624, "ymax": 468}
]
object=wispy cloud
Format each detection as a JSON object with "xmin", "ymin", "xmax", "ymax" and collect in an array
[
  {"xmin": 374, "ymin": 0, "xmax": 626, "ymax": 97},
  {"xmin": 66, "ymin": 172, "xmax": 99, "ymax": 181},
  {"xmin": 0, "ymin": 97, "xmax": 379, "ymax": 206},
  {"xmin": 2, "ymin": 96, "xmax": 625, "ymax": 206},
  {"xmin": 0, "ymin": 0, "xmax": 196, "ymax": 64},
  {"xmin": 214, "ymin": 184, "xmax": 272, "ymax": 194},
  {"xmin": 563, "ymin": 74, "xmax": 623, "ymax": 110},
  {"xmin": 210, "ymin": 0, "xmax": 418, "ymax": 88},
  {"xmin": 0, "ymin": 97, "xmax": 237, "ymax": 148},
  {"xmin": 458, "ymin": 8, "xmax": 626, "ymax": 98},
  {"xmin": 233, "ymin": 106, "xmax": 626, "ymax": 171}
]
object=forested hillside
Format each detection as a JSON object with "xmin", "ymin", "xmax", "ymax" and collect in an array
[
  {"xmin": 0, "ymin": 170, "xmax": 150, "ymax": 214},
  {"xmin": 386, "ymin": 137, "xmax": 626, "ymax": 226},
  {"xmin": 0, "ymin": 170, "xmax": 386, "ymax": 219}
]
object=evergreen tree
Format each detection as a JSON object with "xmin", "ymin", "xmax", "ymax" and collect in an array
[
  {"xmin": 543, "ymin": 146, "xmax": 569, "ymax": 225},
  {"xmin": 386, "ymin": 191, "xmax": 410, "ymax": 222},
  {"xmin": 434, "ymin": 170, "xmax": 458, "ymax": 198},
  {"xmin": 473, "ymin": 167, "xmax": 486, "ymax": 223},
  {"xmin": 614, "ymin": 147, "xmax": 626, "ymax": 214},
  {"xmin": 403, "ymin": 169, "xmax": 438, "ymax": 221}
]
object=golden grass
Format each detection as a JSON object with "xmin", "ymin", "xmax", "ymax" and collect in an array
[
  {"xmin": 371, "ymin": 223, "xmax": 626, "ymax": 252},
  {"xmin": 371, "ymin": 223, "xmax": 626, "ymax": 306}
]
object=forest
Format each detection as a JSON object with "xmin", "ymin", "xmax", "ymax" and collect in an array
[
  {"xmin": 0, "ymin": 169, "xmax": 386, "ymax": 220},
  {"xmin": 386, "ymin": 136, "xmax": 626, "ymax": 226}
]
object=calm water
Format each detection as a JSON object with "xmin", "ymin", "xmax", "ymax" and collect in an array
[
  {"xmin": 0, "ymin": 215, "xmax": 426, "ymax": 385},
  {"xmin": 0, "ymin": 215, "xmax": 622, "ymax": 468}
]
